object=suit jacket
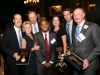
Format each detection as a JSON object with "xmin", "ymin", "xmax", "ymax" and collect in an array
[
  {"xmin": 61, "ymin": 21, "xmax": 77, "ymax": 46},
  {"xmin": 1, "ymin": 27, "xmax": 24, "ymax": 66},
  {"xmin": 34, "ymin": 31, "xmax": 56, "ymax": 64},
  {"xmin": 70, "ymin": 21, "xmax": 100, "ymax": 70}
]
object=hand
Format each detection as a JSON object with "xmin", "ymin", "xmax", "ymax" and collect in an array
[
  {"xmin": 13, "ymin": 53, "xmax": 20, "ymax": 61},
  {"xmin": 60, "ymin": 57, "xmax": 64, "ymax": 61},
  {"xmin": 66, "ymin": 51, "xmax": 70, "ymax": 55},
  {"xmin": 43, "ymin": 62, "xmax": 48, "ymax": 67},
  {"xmin": 46, "ymin": 62, "xmax": 52, "ymax": 67},
  {"xmin": 83, "ymin": 59, "xmax": 89, "ymax": 69},
  {"xmin": 31, "ymin": 43, "xmax": 40, "ymax": 51}
]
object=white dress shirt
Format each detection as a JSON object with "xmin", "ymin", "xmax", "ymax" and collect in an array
[
  {"xmin": 66, "ymin": 20, "xmax": 73, "ymax": 44},
  {"xmin": 42, "ymin": 31, "xmax": 53, "ymax": 64},
  {"xmin": 32, "ymin": 22, "xmax": 39, "ymax": 34},
  {"xmin": 14, "ymin": 26, "xmax": 22, "ymax": 47},
  {"xmin": 76, "ymin": 20, "xmax": 85, "ymax": 33}
]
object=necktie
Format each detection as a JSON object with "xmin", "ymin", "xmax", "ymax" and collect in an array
[
  {"xmin": 75, "ymin": 26, "xmax": 81, "ymax": 43},
  {"xmin": 18, "ymin": 30, "xmax": 22, "ymax": 48},
  {"xmin": 66, "ymin": 24, "xmax": 71, "ymax": 45},
  {"xmin": 34, "ymin": 25, "xmax": 38, "ymax": 34},
  {"xmin": 44, "ymin": 34, "xmax": 50, "ymax": 59}
]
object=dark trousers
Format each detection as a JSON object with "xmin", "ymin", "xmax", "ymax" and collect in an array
[
  {"xmin": 73, "ymin": 69, "xmax": 96, "ymax": 75},
  {"xmin": 9, "ymin": 65, "xmax": 25, "ymax": 75},
  {"xmin": 37, "ymin": 58, "xmax": 53, "ymax": 75},
  {"xmin": 37, "ymin": 63, "xmax": 52, "ymax": 75}
]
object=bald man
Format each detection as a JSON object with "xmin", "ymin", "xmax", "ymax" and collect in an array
[
  {"xmin": 69, "ymin": 8, "xmax": 100, "ymax": 75},
  {"xmin": 28, "ymin": 11, "xmax": 40, "ymax": 34}
]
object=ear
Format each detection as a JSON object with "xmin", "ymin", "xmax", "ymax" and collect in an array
[
  {"xmin": 13, "ymin": 19, "xmax": 14, "ymax": 23},
  {"xmin": 83, "ymin": 13, "xmax": 85, "ymax": 18},
  {"xmin": 71, "ymin": 13, "xmax": 73, "ymax": 17}
]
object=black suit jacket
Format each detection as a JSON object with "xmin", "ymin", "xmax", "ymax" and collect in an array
[
  {"xmin": 61, "ymin": 21, "xmax": 77, "ymax": 46},
  {"xmin": 1, "ymin": 27, "xmax": 24, "ymax": 66},
  {"xmin": 34, "ymin": 31, "xmax": 56, "ymax": 64}
]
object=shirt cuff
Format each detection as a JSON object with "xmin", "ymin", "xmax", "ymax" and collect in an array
[
  {"xmin": 49, "ymin": 61, "xmax": 53, "ymax": 64},
  {"xmin": 42, "ymin": 61, "xmax": 46, "ymax": 64}
]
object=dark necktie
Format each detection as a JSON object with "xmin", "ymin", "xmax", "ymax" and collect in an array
[
  {"xmin": 44, "ymin": 34, "xmax": 50, "ymax": 59},
  {"xmin": 66, "ymin": 24, "xmax": 71, "ymax": 45},
  {"xmin": 18, "ymin": 30, "xmax": 22, "ymax": 48},
  {"xmin": 75, "ymin": 26, "xmax": 81, "ymax": 43}
]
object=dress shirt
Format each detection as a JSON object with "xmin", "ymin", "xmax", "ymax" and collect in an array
[
  {"xmin": 76, "ymin": 20, "xmax": 85, "ymax": 33},
  {"xmin": 32, "ymin": 22, "xmax": 39, "ymax": 34},
  {"xmin": 42, "ymin": 31, "xmax": 53, "ymax": 64},
  {"xmin": 66, "ymin": 20, "xmax": 73, "ymax": 44},
  {"xmin": 14, "ymin": 26, "xmax": 22, "ymax": 47}
]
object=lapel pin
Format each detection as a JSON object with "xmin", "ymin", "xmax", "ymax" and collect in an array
[{"xmin": 84, "ymin": 25, "xmax": 89, "ymax": 29}]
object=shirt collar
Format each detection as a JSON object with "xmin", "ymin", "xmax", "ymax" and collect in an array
[
  {"xmin": 42, "ymin": 31, "xmax": 49, "ymax": 35},
  {"xmin": 14, "ymin": 25, "xmax": 21, "ymax": 31},
  {"xmin": 78, "ymin": 20, "xmax": 85, "ymax": 27},
  {"xmin": 32, "ymin": 22, "xmax": 38, "ymax": 25},
  {"xmin": 67, "ymin": 19, "xmax": 73, "ymax": 25}
]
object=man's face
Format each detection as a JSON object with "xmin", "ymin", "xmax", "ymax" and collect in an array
[
  {"xmin": 63, "ymin": 11, "xmax": 72, "ymax": 22},
  {"xmin": 13, "ymin": 14, "xmax": 22, "ymax": 28},
  {"xmin": 73, "ymin": 9, "xmax": 85, "ymax": 25},
  {"xmin": 40, "ymin": 20, "xmax": 49, "ymax": 33},
  {"xmin": 28, "ymin": 12, "xmax": 37, "ymax": 24}
]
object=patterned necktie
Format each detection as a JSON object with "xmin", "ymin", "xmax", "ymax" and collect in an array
[
  {"xmin": 66, "ymin": 24, "xmax": 71, "ymax": 45},
  {"xmin": 34, "ymin": 25, "xmax": 38, "ymax": 34},
  {"xmin": 18, "ymin": 30, "xmax": 21, "ymax": 48},
  {"xmin": 44, "ymin": 34, "xmax": 50, "ymax": 59},
  {"xmin": 75, "ymin": 26, "xmax": 81, "ymax": 43}
]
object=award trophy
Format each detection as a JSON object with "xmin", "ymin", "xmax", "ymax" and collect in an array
[
  {"xmin": 64, "ymin": 53, "xmax": 83, "ymax": 71},
  {"xmin": 17, "ymin": 50, "xmax": 31, "ymax": 65},
  {"xmin": 56, "ymin": 46, "xmax": 63, "ymax": 60}
]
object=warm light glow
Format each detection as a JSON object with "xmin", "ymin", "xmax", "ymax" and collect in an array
[
  {"xmin": 24, "ymin": 0, "xmax": 39, "ymax": 6},
  {"xmin": 89, "ymin": 4, "xmax": 96, "ymax": 7}
]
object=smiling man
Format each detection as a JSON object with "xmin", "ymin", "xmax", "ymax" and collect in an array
[
  {"xmin": 1, "ymin": 13, "xmax": 24, "ymax": 75},
  {"xmin": 69, "ymin": 8, "xmax": 100, "ymax": 75},
  {"xmin": 34, "ymin": 18, "xmax": 56, "ymax": 75}
]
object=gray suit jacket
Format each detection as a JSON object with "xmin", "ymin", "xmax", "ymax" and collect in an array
[
  {"xmin": 70, "ymin": 21, "xmax": 100, "ymax": 70},
  {"xmin": 34, "ymin": 31, "xmax": 56, "ymax": 64}
]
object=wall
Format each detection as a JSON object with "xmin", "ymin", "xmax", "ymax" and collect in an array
[
  {"xmin": 44, "ymin": 0, "xmax": 70, "ymax": 20},
  {"xmin": 88, "ymin": 0, "xmax": 100, "ymax": 21}
]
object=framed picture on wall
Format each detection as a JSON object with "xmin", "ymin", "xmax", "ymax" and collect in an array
[{"xmin": 49, "ymin": 5, "xmax": 62, "ymax": 16}]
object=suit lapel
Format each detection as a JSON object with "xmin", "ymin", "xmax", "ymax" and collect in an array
[
  {"xmin": 72, "ymin": 21, "xmax": 77, "ymax": 46},
  {"xmin": 49, "ymin": 31, "xmax": 52, "ymax": 49},
  {"xmin": 40, "ymin": 31, "xmax": 45, "ymax": 47},
  {"xmin": 12, "ymin": 27, "xmax": 19, "ymax": 48}
]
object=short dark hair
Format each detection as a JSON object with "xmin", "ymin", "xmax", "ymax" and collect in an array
[
  {"xmin": 63, "ymin": 8, "xmax": 73, "ymax": 14},
  {"xmin": 40, "ymin": 18, "xmax": 49, "ymax": 26},
  {"xmin": 13, "ymin": 13, "xmax": 21, "ymax": 19}
]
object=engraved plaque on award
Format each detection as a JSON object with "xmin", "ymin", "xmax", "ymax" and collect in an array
[
  {"xmin": 56, "ymin": 46, "xmax": 63, "ymax": 60},
  {"xmin": 64, "ymin": 53, "xmax": 83, "ymax": 71},
  {"xmin": 17, "ymin": 50, "xmax": 31, "ymax": 65}
]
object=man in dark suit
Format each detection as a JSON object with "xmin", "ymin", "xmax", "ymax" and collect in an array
[
  {"xmin": 1, "ymin": 13, "xmax": 24, "ymax": 75},
  {"xmin": 28, "ymin": 11, "xmax": 40, "ymax": 34},
  {"xmin": 61, "ymin": 8, "xmax": 76, "ymax": 47},
  {"xmin": 61, "ymin": 8, "xmax": 76, "ymax": 75},
  {"xmin": 69, "ymin": 8, "xmax": 100, "ymax": 75},
  {"xmin": 34, "ymin": 19, "xmax": 56, "ymax": 75}
]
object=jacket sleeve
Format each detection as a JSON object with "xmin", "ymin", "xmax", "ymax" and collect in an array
[
  {"xmin": 87, "ymin": 24, "xmax": 100, "ymax": 62},
  {"xmin": 1, "ymin": 31, "xmax": 15, "ymax": 57}
]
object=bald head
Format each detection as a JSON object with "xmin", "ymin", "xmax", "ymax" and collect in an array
[
  {"xmin": 28, "ymin": 11, "xmax": 37, "ymax": 24},
  {"xmin": 73, "ymin": 8, "xmax": 85, "ymax": 25}
]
